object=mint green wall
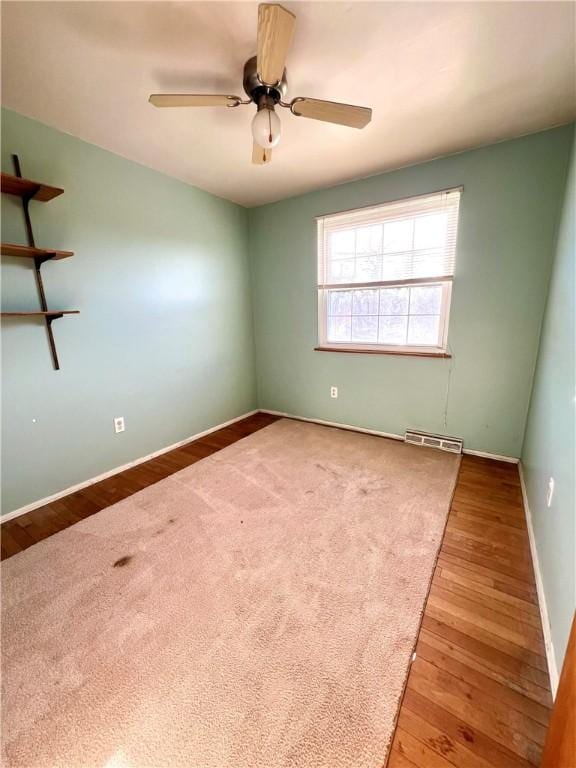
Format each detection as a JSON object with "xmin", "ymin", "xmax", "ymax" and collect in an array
[
  {"xmin": 1, "ymin": 109, "xmax": 255, "ymax": 515},
  {"xmin": 2, "ymin": 112, "xmax": 573, "ymax": 520},
  {"xmin": 522, "ymin": 126, "xmax": 575, "ymax": 670},
  {"xmin": 248, "ymin": 127, "xmax": 573, "ymax": 458}
]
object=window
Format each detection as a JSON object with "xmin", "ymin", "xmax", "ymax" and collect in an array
[{"xmin": 317, "ymin": 188, "xmax": 461, "ymax": 355}]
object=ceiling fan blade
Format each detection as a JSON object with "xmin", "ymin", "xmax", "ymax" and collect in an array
[
  {"xmin": 149, "ymin": 94, "xmax": 241, "ymax": 107},
  {"xmin": 257, "ymin": 4, "xmax": 296, "ymax": 86},
  {"xmin": 252, "ymin": 142, "xmax": 272, "ymax": 165},
  {"xmin": 290, "ymin": 98, "xmax": 372, "ymax": 129}
]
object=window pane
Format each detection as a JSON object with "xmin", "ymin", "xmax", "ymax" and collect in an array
[
  {"xmin": 410, "ymin": 285, "xmax": 442, "ymax": 315},
  {"xmin": 328, "ymin": 257, "xmax": 355, "ymax": 283},
  {"xmin": 330, "ymin": 229, "xmax": 355, "ymax": 258},
  {"xmin": 351, "ymin": 316, "xmax": 378, "ymax": 343},
  {"xmin": 383, "ymin": 219, "xmax": 413, "ymax": 253},
  {"xmin": 328, "ymin": 291, "xmax": 352, "ymax": 316},
  {"xmin": 327, "ymin": 315, "xmax": 351, "ymax": 342},
  {"xmin": 378, "ymin": 316, "xmax": 408, "ymax": 345},
  {"xmin": 407, "ymin": 315, "xmax": 440, "ymax": 345},
  {"xmin": 356, "ymin": 224, "xmax": 382, "ymax": 256},
  {"xmin": 355, "ymin": 255, "xmax": 381, "ymax": 282},
  {"xmin": 380, "ymin": 287, "xmax": 409, "ymax": 315},
  {"xmin": 414, "ymin": 213, "xmax": 447, "ymax": 250},
  {"xmin": 352, "ymin": 289, "xmax": 379, "ymax": 315}
]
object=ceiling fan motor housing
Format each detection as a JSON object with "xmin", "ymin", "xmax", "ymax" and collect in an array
[{"xmin": 243, "ymin": 56, "xmax": 287, "ymax": 108}]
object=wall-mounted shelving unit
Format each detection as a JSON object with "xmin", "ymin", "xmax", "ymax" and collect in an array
[{"xmin": 1, "ymin": 155, "xmax": 79, "ymax": 370}]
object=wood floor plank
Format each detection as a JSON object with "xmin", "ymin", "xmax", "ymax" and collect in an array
[
  {"xmin": 0, "ymin": 415, "xmax": 553, "ymax": 768},
  {"xmin": 390, "ymin": 728, "xmax": 459, "ymax": 768},
  {"xmin": 435, "ymin": 566, "xmax": 540, "ymax": 617},
  {"xmin": 448, "ymin": 514, "xmax": 529, "ymax": 541},
  {"xmin": 27, "ymin": 502, "xmax": 85, "ymax": 538},
  {"xmin": 386, "ymin": 746, "xmax": 419, "ymax": 768},
  {"xmin": 440, "ymin": 542, "xmax": 535, "ymax": 580},
  {"xmin": 425, "ymin": 603, "xmax": 548, "ymax": 671},
  {"xmin": 428, "ymin": 586, "xmax": 545, "ymax": 652},
  {"xmin": 396, "ymin": 704, "xmax": 496, "ymax": 768},
  {"xmin": 0, "ymin": 526, "xmax": 22, "ymax": 559},
  {"xmin": 408, "ymin": 658, "xmax": 545, "ymax": 763},
  {"xmin": 418, "ymin": 629, "xmax": 553, "ymax": 708},
  {"xmin": 437, "ymin": 552, "xmax": 538, "ymax": 601},
  {"xmin": 432, "ymin": 580, "xmax": 543, "ymax": 640},
  {"xmin": 59, "ymin": 491, "xmax": 102, "ymax": 518},
  {"xmin": 2, "ymin": 522, "xmax": 36, "ymax": 551},
  {"xmin": 401, "ymin": 688, "xmax": 536, "ymax": 768},
  {"xmin": 452, "ymin": 507, "xmax": 527, "ymax": 530},
  {"xmin": 421, "ymin": 614, "xmax": 551, "ymax": 689},
  {"xmin": 415, "ymin": 640, "xmax": 551, "ymax": 725},
  {"xmin": 444, "ymin": 525, "xmax": 533, "ymax": 565},
  {"xmin": 442, "ymin": 537, "xmax": 535, "ymax": 582},
  {"xmin": 452, "ymin": 485, "xmax": 523, "ymax": 503},
  {"xmin": 450, "ymin": 495, "xmax": 525, "ymax": 516},
  {"xmin": 452, "ymin": 484, "xmax": 524, "ymax": 503},
  {"xmin": 432, "ymin": 572, "xmax": 542, "ymax": 628},
  {"xmin": 19, "ymin": 505, "xmax": 65, "ymax": 537}
]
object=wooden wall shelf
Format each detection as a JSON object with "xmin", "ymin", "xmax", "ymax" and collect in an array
[
  {"xmin": 1, "ymin": 172, "xmax": 64, "ymax": 202},
  {"xmin": 1, "ymin": 243, "xmax": 74, "ymax": 261},
  {"xmin": 1, "ymin": 155, "xmax": 77, "ymax": 369},
  {"xmin": 2, "ymin": 311, "xmax": 79, "ymax": 318}
]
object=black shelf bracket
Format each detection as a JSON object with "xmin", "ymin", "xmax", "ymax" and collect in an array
[{"xmin": 12, "ymin": 154, "xmax": 62, "ymax": 370}]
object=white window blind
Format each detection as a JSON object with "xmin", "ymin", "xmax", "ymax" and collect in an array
[
  {"xmin": 317, "ymin": 187, "xmax": 461, "ymax": 288},
  {"xmin": 316, "ymin": 188, "xmax": 462, "ymax": 353}
]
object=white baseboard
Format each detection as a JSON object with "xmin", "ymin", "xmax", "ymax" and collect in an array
[
  {"xmin": 1, "ymin": 410, "xmax": 259, "ymax": 523},
  {"xmin": 260, "ymin": 409, "xmax": 519, "ymax": 463},
  {"xmin": 518, "ymin": 462, "xmax": 559, "ymax": 697},
  {"xmin": 261, "ymin": 409, "xmax": 405, "ymax": 442},
  {"xmin": 462, "ymin": 448, "xmax": 519, "ymax": 464}
]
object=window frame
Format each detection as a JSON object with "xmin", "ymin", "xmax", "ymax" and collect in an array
[{"xmin": 316, "ymin": 189, "xmax": 461, "ymax": 356}]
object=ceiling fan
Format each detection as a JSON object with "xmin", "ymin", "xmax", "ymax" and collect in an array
[{"xmin": 149, "ymin": 3, "xmax": 372, "ymax": 165}]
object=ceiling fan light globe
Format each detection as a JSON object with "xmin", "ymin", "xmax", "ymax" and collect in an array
[{"xmin": 252, "ymin": 107, "xmax": 281, "ymax": 149}]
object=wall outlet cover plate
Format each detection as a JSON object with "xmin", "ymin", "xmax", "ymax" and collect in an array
[{"xmin": 114, "ymin": 417, "xmax": 125, "ymax": 434}]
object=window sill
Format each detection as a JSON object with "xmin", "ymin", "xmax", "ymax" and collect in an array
[{"xmin": 314, "ymin": 346, "xmax": 452, "ymax": 359}]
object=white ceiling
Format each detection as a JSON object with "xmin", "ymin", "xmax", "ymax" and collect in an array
[{"xmin": 2, "ymin": 1, "xmax": 575, "ymax": 207}]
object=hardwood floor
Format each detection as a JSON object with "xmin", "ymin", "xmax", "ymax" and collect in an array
[
  {"xmin": 1, "ymin": 414, "xmax": 552, "ymax": 767},
  {"xmin": 388, "ymin": 453, "xmax": 552, "ymax": 768}
]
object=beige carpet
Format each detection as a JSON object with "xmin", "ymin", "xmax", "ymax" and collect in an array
[{"xmin": 1, "ymin": 419, "xmax": 460, "ymax": 768}]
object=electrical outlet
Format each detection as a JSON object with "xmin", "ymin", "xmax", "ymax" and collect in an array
[
  {"xmin": 330, "ymin": 386, "xmax": 338, "ymax": 399},
  {"xmin": 114, "ymin": 416, "xmax": 125, "ymax": 434},
  {"xmin": 546, "ymin": 477, "xmax": 555, "ymax": 508}
]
